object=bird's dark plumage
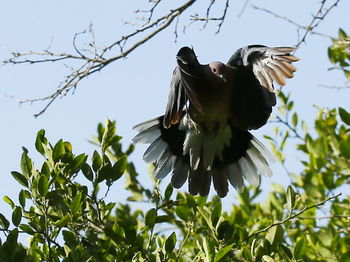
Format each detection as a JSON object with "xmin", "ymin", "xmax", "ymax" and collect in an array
[{"xmin": 133, "ymin": 45, "xmax": 299, "ymax": 197}]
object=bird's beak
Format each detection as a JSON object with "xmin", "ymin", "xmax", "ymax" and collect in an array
[
  {"xmin": 219, "ymin": 74, "xmax": 227, "ymax": 82},
  {"xmin": 176, "ymin": 56, "xmax": 189, "ymax": 64}
]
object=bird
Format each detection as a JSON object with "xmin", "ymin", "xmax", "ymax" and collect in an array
[{"xmin": 132, "ymin": 45, "xmax": 299, "ymax": 198}]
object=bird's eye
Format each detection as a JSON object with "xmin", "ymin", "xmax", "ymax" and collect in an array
[{"xmin": 213, "ymin": 68, "xmax": 217, "ymax": 72}]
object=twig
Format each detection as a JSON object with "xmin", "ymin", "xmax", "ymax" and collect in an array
[
  {"xmin": 252, "ymin": 0, "xmax": 340, "ymax": 47},
  {"xmin": 295, "ymin": 0, "xmax": 340, "ymax": 47},
  {"xmin": 237, "ymin": 0, "xmax": 250, "ymax": 17},
  {"xmin": 243, "ymin": 193, "xmax": 341, "ymax": 242},
  {"xmin": 319, "ymin": 83, "xmax": 350, "ymax": 90},
  {"xmin": 189, "ymin": 0, "xmax": 230, "ymax": 34},
  {"xmin": 275, "ymin": 116, "xmax": 303, "ymax": 140}
]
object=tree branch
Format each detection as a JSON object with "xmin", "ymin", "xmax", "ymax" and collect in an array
[
  {"xmin": 243, "ymin": 193, "xmax": 341, "ymax": 242},
  {"xmin": 2, "ymin": 0, "xmax": 231, "ymax": 117},
  {"xmin": 252, "ymin": 0, "xmax": 340, "ymax": 47}
]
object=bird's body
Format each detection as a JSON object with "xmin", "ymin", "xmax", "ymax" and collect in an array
[{"xmin": 133, "ymin": 45, "xmax": 298, "ymax": 197}]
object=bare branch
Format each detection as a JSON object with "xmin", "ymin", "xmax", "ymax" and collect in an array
[
  {"xmin": 319, "ymin": 83, "xmax": 350, "ymax": 90},
  {"xmin": 188, "ymin": 0, "xmax": 230, "ymax": 34},
  {"xmin": 237, "ymin": 0, "xmax": 250, "ymax": 18},
  {"xmin": 252, "ymin": 0, "xmax": 340, "ymax": 46},
  {"xmin": 2, "ymin": 0, "xmax": 231, "ymax": 117}
]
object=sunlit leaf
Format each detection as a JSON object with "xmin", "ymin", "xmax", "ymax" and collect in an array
[
  {"xmin": 266, "ymin": 224, "xmax": 284, "ymax": 248},
  {"xmin": 214, "ymin": 243, "xmax": 233, "ymax": 262},
  {"xmin": 20, "ymin": 151, "xmax": 32, "ymax": 178},
  {"xmin": 286, "ymin": 186, "xmax": 295, "ymax": 212}
]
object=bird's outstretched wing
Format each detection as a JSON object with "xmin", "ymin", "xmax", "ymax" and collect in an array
[
  {"xmin": 228, "ymin": 45, "xmax": 299, "ymax": 92},
  {"xmin": 163, "ymin": 67, "xmax": 187, "ymax": 128},
  {"xmin": 163, "ymin": 47, "xmax": 207, "ymax": 129},
  {"xmin": 227, "ymin": 45, "xmax": 299, "ymax": 130}
]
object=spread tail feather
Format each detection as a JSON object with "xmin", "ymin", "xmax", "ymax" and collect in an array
[{"xmin": 133, "ymin": 116, "xmax": 275, "ymax": 197}]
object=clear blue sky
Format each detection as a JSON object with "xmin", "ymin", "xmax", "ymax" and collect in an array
[{"xmin": 1, "ymin": 0, "xmax": 349, "ymax": 231}]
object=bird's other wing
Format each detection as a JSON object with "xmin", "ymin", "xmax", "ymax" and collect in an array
[
  {"xmin": 163, "ymin": 47, "xmax": 206, "ymax": 129},
  {"xmin": 227, "ymin": 45, "xmax": 299, "ymax": 130},
  {"xmin": 228, "ymin": 45, "xmax": 299, "ymax": 92},
  {"xmin": 163, "ymin": 66, "xmax": 187, "ymax": 128}
]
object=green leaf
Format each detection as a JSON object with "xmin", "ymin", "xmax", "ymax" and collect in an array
[
  {"xmin": 35, "ymin": 129, "xmax": 47, "ymax": 155},
  {"xmin": 70, "ymin": 192, "xmax": 82, "ymax": 214},
  {"xmin": 0, "ymin": 213, "xmax": 10, "ymax": 229},
  {"xmin": 70, "ymin": 154, "xmax": 87, "ymax": 173},
  {"xmin": 3, "ymin": 196, "xmax": 15, "ymax": 208},
  {"xmin": 164, "ymin": 183, "xmax": 173, "ymax": 201},
  {"xmin": 11, "ymin": 171, "xmax": 28, "ymax": 187},
  {"xmin": 203, "ymin": 237, "xmax": 215, "ymax": 262},
  {"xmin": 344, "ymin": 70, "xmax": 350, "ymax": 80},
  {"xmin": 38, "ymin": 175, "xmax": 49, "ymax": 196},
  {"xmin": 175, "ymin": 206, "xmax": 189, "ymax": 221},
  {"xmin": 81, "ymin": 163, "xmax": 94, "ymax": 181},
  {"xmin": 262, "ymin": 255, "xmax": 274, "ymax": 262},
  {"xmin": 338, "ymin": 28, "xmax": 347, "ymax": 40},
  {"xmin": 145, "ymin": 208, "xmax": 157, "ymax": 227},
  {"xmin": 55, "ymin": 214, "xmax": 70, "ymax": 227},
  {"xmin": 292, "ymin": 112, "xmax": 298, "ymax": 127},
  {"xmin": 41, "ymin": 162, "xmax": 51, "ymax": 177},
  {"xmin": 20, "ymin": 151, "xmax": 32, "ymax": 178},
  {"xmin": 196, "ymin": 196, "xmax": 207, "ymax": 207},
  {"xmin": 12, "ymin": 206, "xmax": 22, "ymax": 227},
  {"xmin": 340, "ymin": 137, "xmax": 350, "ymax": 158},
  {"xmin": 5, "ymin": 228, "xmax": 19, "ymax": 246},
  {"xmin": 92, "ymin": 150, "xmax": 102, "ymax": 172},
  {"xmin": 211, "ymin": 202, "xmax": 222, "ymax": 227},
  {"xmin": 286, "ymin": 186, "xmax": 295, "ymax": 212},
  {"xmin": 101, "ymin": 119, "xmax": 116, "ymax": 153},
  {"xmin": 328, "ymin": 46, "xmax": 336, "ymax": 63},
  {"xmin": 279, "ymin": 244, "xmax": 293, "ymax": 260},
  {"xmin": 112, "ymin": 155, "xmax": 128, "ymax": 180},
  {"xmin": 339, "ymin": 107, "xmax": 350, "ymax": 125},
  {"xmin": 165, "ymin": 232, "xmax": 177, "ymax": 253},
  {"xmin": 214, "ymin": 243, "xmax": 233, "ymax": 262},
  {"xmin": 97, "ymin": 164, "xmax": 113, "ymax": 183},
  {"xmin": 340, "ymin": 251, "xmax": 350, "ymax": 262},
  {"xmin": 156, "ymin": 215, "xmax": 172, "ymax": 224},
  {"xmin": 52, "ymin": 139, "xmax": 65, "ymax": 162},
  {"xmin": 294, "ymin": 237, "xmax": 305, "ymax": 259},
  {"xmin": 19, "ymin": 224, "xmax": 35, "ymax": 235},
  {"xmin": 18, "ymin": 190, "xmax": 26, "ymax": 207},
  {"xmin": 63, "ymin": 230, "xmax": 78, "ymax": 248},
  {"xmin": 64, "ymin": 141, "xmax": 72, "ymax": 152},
  {"xmin": 317, "ymin": 230, "xmax": 332, "ymax": 247},
  {"xmin": 266, "ymin": 224, "xmax": 284, "ymax": 248}
]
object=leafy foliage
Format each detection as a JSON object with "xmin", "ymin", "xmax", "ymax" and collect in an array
[
  {"xmin": 328, "ymin": 28, "xmax": 350, "ymax": 81},
  {"xmin": 0, "ymin": 107, "xmax": 349, "ymax": 261}
]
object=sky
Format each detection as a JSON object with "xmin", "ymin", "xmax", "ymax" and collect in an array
[{"xmin": 0, "ymin": 0, "xmax": 349, "ymax": 237}]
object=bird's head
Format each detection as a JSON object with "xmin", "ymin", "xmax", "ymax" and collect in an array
[
  {"xmin": 209, "ymin": 61, "xmax": 232, "ymax": 82},
  {"xmin": 176, "ymin": 46, "xmax": 198, "ymax": 65}
]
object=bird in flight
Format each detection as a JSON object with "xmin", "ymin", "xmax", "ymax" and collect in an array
[{"xmin": 133, "ymin": 45, "xmax": 298, "ymax": 197}]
